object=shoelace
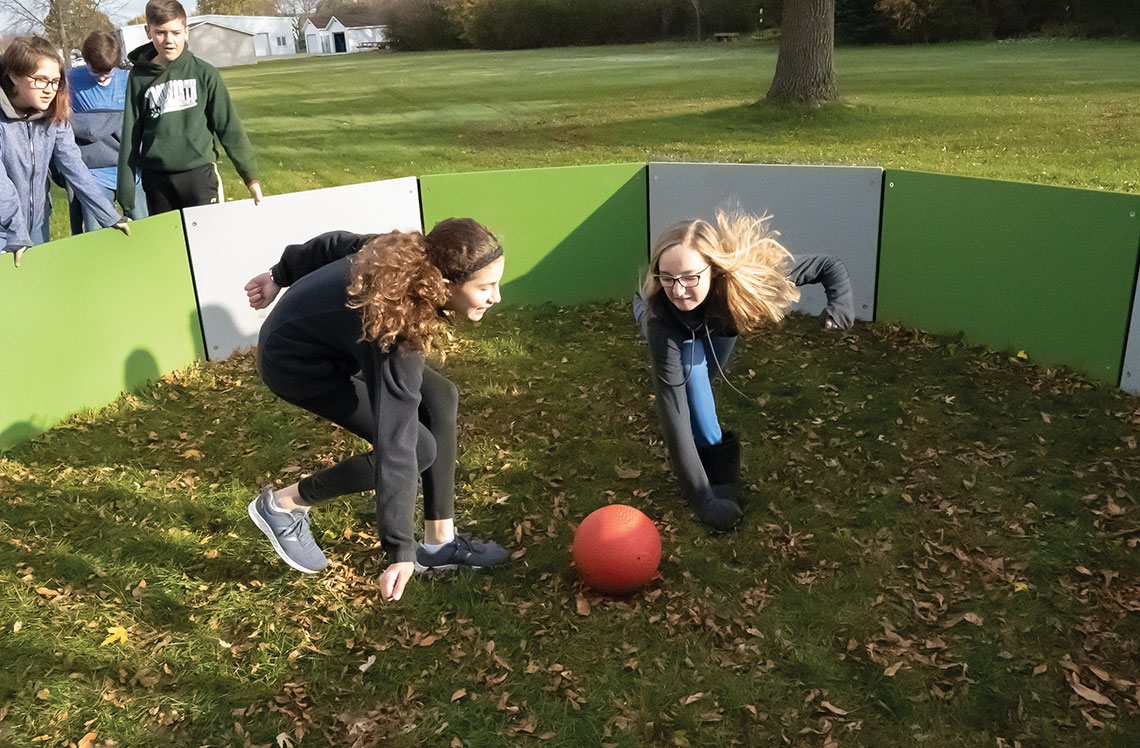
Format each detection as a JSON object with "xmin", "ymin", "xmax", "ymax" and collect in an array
[{"xmin": 281, "ymin": 511, "xmax": 316, "ymax": 548}]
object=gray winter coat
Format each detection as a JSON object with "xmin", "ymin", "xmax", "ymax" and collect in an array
[{"xmin": 0, "ymin": 87, "xmax": 122, "ymax": 251}]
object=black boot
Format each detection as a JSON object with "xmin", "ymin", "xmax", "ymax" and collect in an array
[
  {"xmin": 698, "ymin": 431, "xmax": 742, "ymax": 507},
  {"xmin": 689, "ymin": 492, "xmax": 742, "ymax": 531}
]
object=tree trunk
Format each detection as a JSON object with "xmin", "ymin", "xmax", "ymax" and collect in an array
[{"xmin": 766, "ymin": 0, "xmax": 838, "ymax": 105}]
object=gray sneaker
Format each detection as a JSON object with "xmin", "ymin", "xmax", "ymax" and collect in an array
[
  {"xmin": 247, "ymin": 489, "xmax": 328, "ymax": 574},
  {"xmin": 414, "ymin": 534, "xmax": 509, "ymax": 572}
]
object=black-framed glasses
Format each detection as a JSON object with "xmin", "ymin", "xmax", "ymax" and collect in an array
[
  {"xmin": 27, "ymin": 75, "xmax": 62, "ymax": 91},
  {"xmin": 655, "ymin": 264, "xmax": 710, "ymax": 289}
]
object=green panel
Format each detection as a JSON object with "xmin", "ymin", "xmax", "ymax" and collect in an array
[
  {"xmin": 0, "ymin": 213, "xmax": 204, "ymax": 450},
  {"xmin": 420, "ymin": 164, "xmax": 648, "ymax": 306},
  {"xmin": 878, "ymin": 170, "xmax": 1140, "ymax": 383}
]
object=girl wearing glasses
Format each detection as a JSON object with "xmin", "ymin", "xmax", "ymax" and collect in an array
[
  {"xmin": 0, "ymin": 35, "xmax": 128, "ymax": 268},
  {"xmin": 635, "ymin": 211, "xmax": 853, "ymax": 530}
]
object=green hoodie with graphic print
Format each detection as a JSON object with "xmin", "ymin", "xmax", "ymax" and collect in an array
[{"xmin": 117, "ymin": 43, "xmax": 259, "ymax": 216}]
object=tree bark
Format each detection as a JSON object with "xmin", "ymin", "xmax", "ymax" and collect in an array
[{"xmin": 766, "ymin": 0, "xmax": 838, "ymax": 105}]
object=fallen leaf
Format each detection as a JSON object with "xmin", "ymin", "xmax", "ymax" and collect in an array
[
  {"xmin": 819, "ymin": 700, "xmax": 848, "ymax": 716},
  {"xmin": 1016, "ymin": 350, "xmax": 1028, "ymax": 359},
  {"xmin": 1070, "ymin": 675, "xmax": 1116, "ymax": 707},
  {"xmin": 1033, "ymin": 663, "xmax": 1048, "ymax": 676},
  {"xmin": 1040, "ymin": 412, "xmax": 1051, "ymax": 423},
  {"xmin": 77, "ymin": 731, "xmax": 97, "ymax": 748},
  {"xmin": 419, "ymin": 635, "xmax": 439, "ymax": 647},
  {"xmin": 884, "ymin": 662, "xmax": 903, "ymax": 677},
  {"xmin": 575, "ymin": 595, "xmax": 590, "ymax": 616},
  {"xmin": 451, "ymin": 688, "xmax": 467, "ymax": 702},
  {"xmin": 359, "ymin": 655, "xmax": 376, "ymax": 673},
  {"xmin": 963, "ymin": 612, "xmax": 984, "ymax": 626},
  {"xmin": 100, "ymin": 626, "xmax": 128, "ymax": 646},
  {"xmin": 35, "ymin": 688, "xmax": 50, "ymax": 700},
  {"xmin": 276, "ymin": 732, "xmax": 294, "ymax": 748},
  {"xmin": 615, "ymin": 466, "xmax": 642, "ymax": 480},
  {"xmin": 683, "ymin": 692, "xmax": 704, "ymax": 705},
  {"xmin": 12, "ymin": 621, "xmax": 20, "ymax": 633}
]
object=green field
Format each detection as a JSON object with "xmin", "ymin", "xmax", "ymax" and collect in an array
[
  {"xmin": 13, "ymin": 40, "xmax": 1140, "ymax": 747},
  {"xmin": 222, "ymin": 39, "xmax": 1140, "ymax": 196}
]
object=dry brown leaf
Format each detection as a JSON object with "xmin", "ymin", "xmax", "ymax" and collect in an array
[
  {"xmin": 963, "ymin": 612, "xmax": 984, "ymax": 626},
  {"xmin": 683, "ymin": 692, "xmax": 704, "ymax": 705},
  {"xmin": 77, "ymin": 731, "xmax": 97, "ymax": 748},
  {"xmin": 451, "ymin": 688, "xmax": 467, "ymax": 702},
  {"xmin": 1088, "ymin": 665, "xmax": 1112, "ymax": 683},
  {"xmin": 1071, "ymin": 676, "xmax": 1116, "ymax": 708},
  {"xmin": 575, "ymin": 595, "xmax": 590, "ymax": 616},
  {"xmin": 615, "ymin": 466, "xmax": 642, "ymax": 480},
  {"xmin": 884, "ymin": 662, "xmax": 903, "ymax": 677},
  {"xmin": 819, "ymin": 700, "xmax": 848, "ymax": 716},
  {"xmin": 1033, "ymin": 663, "xmax": 1048, "ymax": 676},
  {"xmin": 419, "ymin": 635, "xmax": 439, "ymax": 647}
]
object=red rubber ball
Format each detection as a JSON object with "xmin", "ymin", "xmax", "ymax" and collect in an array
[{"xmin": 573, "ymin": 504, "xmax": 662, "ymax": 595}]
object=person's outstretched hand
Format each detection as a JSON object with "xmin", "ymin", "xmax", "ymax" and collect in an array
[
  {"xmin": 244, "ymin": 271, "xmax": 281, "ymax": 310},
  {"xmin": 11, "ymin": 247, "xmax": 26, "ymax": 268},
  {"xmin": 248, "ymin": 181, "xmax": 263, "ymax": 205},
  {"xmin": 113, "ymin": 218, "xmax": 131, "ymax": 237},
  {"xmin": 379, "ymin": 561, "xmax": 415, "ymax": 602}
]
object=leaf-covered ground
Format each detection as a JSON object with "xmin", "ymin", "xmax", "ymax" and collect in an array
[{"xmin": 2, "ymin": 303, "xmax": 1139, "ymax": 747}]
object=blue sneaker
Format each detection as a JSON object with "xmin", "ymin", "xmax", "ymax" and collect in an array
[
  {"xmin": 414, "ymin": 534, "xmax": 509, "ymax": 572},
  {"xmin": 247, "ymin": 489, "xmax": 328, "ymax": 574}
]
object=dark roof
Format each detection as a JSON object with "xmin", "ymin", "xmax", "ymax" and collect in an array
[{"xmin": 303, "ymin": 10, "xmax": 387, "ymax": 30}]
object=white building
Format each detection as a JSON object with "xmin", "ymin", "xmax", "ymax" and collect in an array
[
  {"xmin": 301, "ymin": 13, "xmax": 388, "ymax": 55},
  {"xmin": 118, "ymin": 15, "xmax": 297, "ymax": 66}
]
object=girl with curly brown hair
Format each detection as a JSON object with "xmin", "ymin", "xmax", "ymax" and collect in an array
[{"xmin": 243, "ymin": 218, "xmax": 508, "ymax": 602}]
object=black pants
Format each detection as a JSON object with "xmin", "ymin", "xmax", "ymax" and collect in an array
[
  {"xmin": 141, "ymin": 163, "xmax": 223, "ymax": 214},
  {"xmin": 278, "ymin": 366, "xmax": 458, "ymax": 521}
]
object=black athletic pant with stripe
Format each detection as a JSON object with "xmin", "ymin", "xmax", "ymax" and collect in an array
[
  {"xmin": 141, "ymin": 163, "xmax": 223, "ymax": 214},
  {"xmin": 274, "ymin": 366, "xmax": 458, "ymax": 522}
]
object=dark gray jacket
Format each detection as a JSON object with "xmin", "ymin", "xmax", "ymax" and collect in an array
[
  {"xmin": 258, "ymin": 232, "xmax": 427, "ymax": 564},
  {"xmin": 638, "ymin": 254, "xmax": 854, "ymax": 510}
]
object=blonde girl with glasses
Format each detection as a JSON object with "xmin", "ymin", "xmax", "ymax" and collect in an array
[
  {"xmin": 0, "ymin": 35, "xmax": 129, "ymax": 268},
  {"xmin": 635, "ymin": 210, "xmax": 854, "ymax": 530}
]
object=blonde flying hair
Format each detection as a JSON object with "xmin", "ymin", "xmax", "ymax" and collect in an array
[
  {"xmin": 347, "ymin": 218, "xmax": 502, "ymax": 354},
  {"xmin": 640, "ymin": 210, "xmax": 800, "ymax": 333}
]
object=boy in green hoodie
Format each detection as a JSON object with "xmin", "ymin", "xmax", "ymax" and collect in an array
[{"xmin": 117, "ymin": 0, "xmax": 264, "ymax": 217}]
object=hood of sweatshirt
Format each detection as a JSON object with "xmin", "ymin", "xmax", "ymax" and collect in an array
[
  {"xmin": 0, "ymin": 84, "xmax": 48, "ymax": 122},
  {"xmin": 126, "ymin": 42, "xmax": 197, "ymax": 82}
]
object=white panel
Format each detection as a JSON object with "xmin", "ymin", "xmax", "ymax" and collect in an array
[
  {"xmin": 648, "ymin": 163, "xmax": 883, "ymax": 323},
  {"xmin": 184, "ymin": 177, "xmax": 422, "ymax": 360},
  {"xmin": 1121, "ymin": 263, "xmax": 1140, "ymax": 394}
]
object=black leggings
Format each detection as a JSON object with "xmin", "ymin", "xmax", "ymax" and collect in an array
[{"xmin": 279, "ymin": 366, "xmax": 458, "ymax": 521}]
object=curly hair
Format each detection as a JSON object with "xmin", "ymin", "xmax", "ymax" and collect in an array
[
  {"xmin": 347, "ymin": 218, "xmax": 501, "ymax": 353},
  {"xmin": 640, "ymin": 210, "xmax": 800, "ymax": 333},
  {"xmin": 0, "ymin": 35, "xmax": 71, "ymax": 126}
]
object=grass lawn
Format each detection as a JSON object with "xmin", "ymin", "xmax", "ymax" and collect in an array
[
  {"xmin": 50, "ymin": 39, "xmax": 1140, "ymax": 237},
  {"xmin": 222, "ymin": 39, "xmax": 1140, "ymax": 195},
  {"xmin": 13, "ymin": 39, "xmax": 1140, "ymax": 746},
  {"xmin": 3, "ymin": 305, "xmax": 1139, "ymax": 746}
]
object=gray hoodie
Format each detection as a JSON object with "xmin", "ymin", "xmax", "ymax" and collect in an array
[{"xmin": 0, "ymin": 86, "xmax": 121, "ymax": 251}]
